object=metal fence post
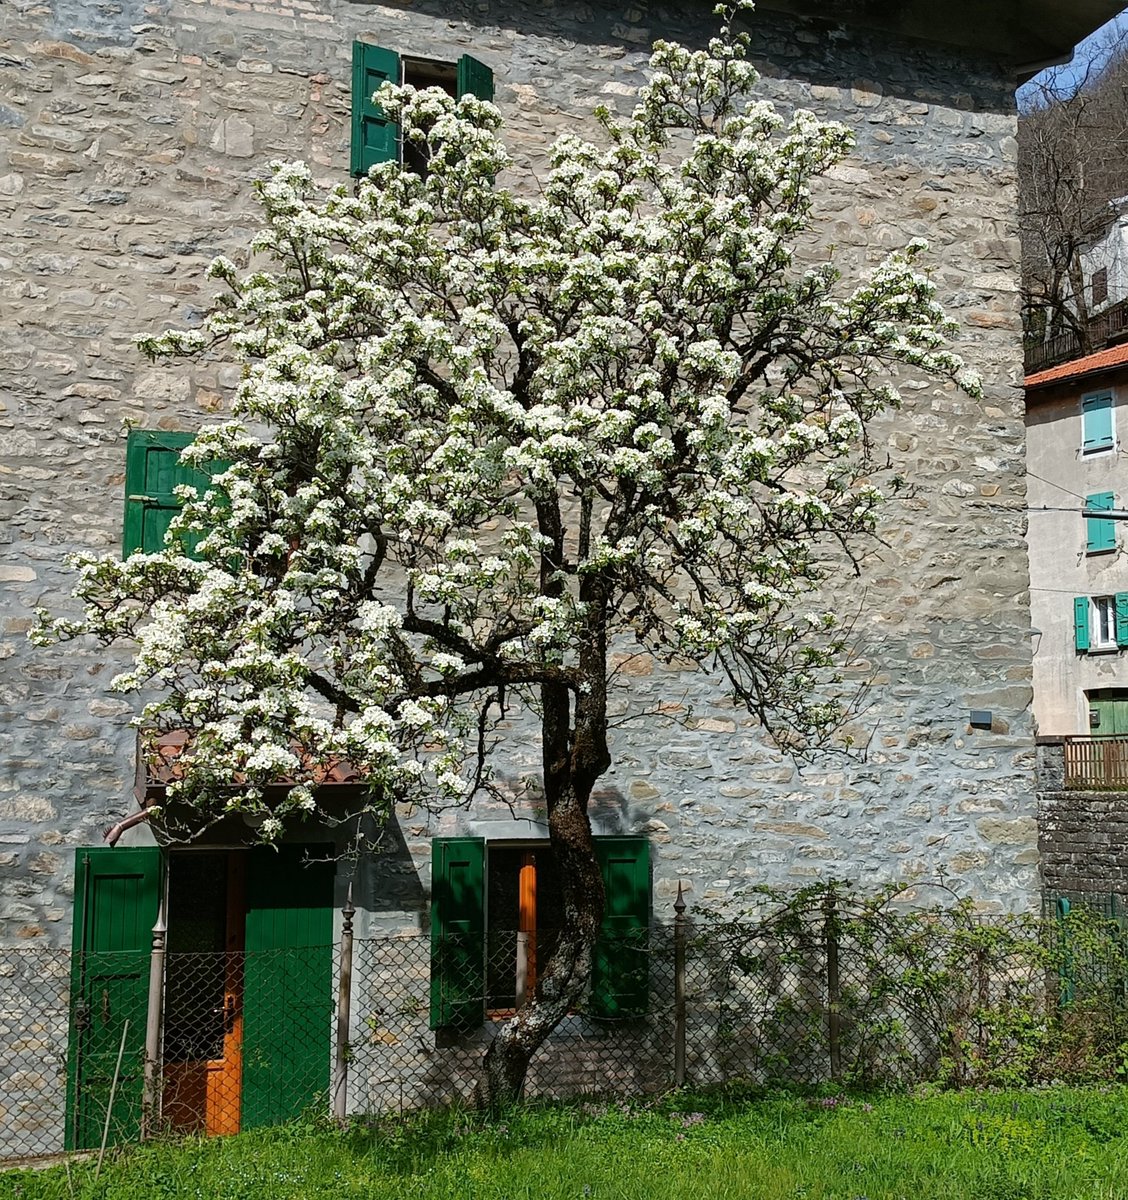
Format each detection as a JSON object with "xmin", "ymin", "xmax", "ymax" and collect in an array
[
  {"xmin": 141, "ymin": 890, "xmax": 168, "ymax": 1139},
  {"xmin": 673, "ymin": 882, "xmax": 687, "ymax": 1088},
  {"xmin": 823, "ymin": 887, "xmax": 842, "ymax": 1081},
  {"xmin": 333, "ymin": 882, "xmax": 356, "ymax": 1123}
]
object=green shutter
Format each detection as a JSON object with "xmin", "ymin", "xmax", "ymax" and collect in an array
[
  {"xmin": 456, "ymin": 54, "xmax": 494, "ymax": 102},
  {"xmin": 1087, "ymin": 492, "xmax": 1116, "ymax": 553},
  {"xmin": 1116, "ymin": 594, "xmax": 1128, "ymax": 648},
  {"xmin": 1082, "ymin": 392, "xmax": 1114, "ymax": 453},
  {"xmin": 242, "ymin": 845, "xmax": 334, "ymax": 1128},
  {"xmin": 66, "ymin": 847, "xmax": 162, "ymax": 1151},
  {"xmin": 1075, "ymin": 596, "xmax": 1091, "ymax": 651},
  {"xmin": 351, "ymin": 42, "xmax": 400, "ymax": 176},
  {"xmin": 123, "ymin": 429, "xmax": 227, "ymax": 558},
  {"xmin": 590, "ymin": 836, "xmax": 650, "ymax": 1020},
  {"xmin": 429, "ymin": 837, "xmax": 485, "ymax": 1029}
]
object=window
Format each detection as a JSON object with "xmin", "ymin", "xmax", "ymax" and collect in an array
[
  {"xmin": 1093, "ymin": 267, "xmax": 1109, "ymax": 307},
  {"xmin": 429, "ymin": 836, "xmax": 650, "ymax": 1029},
  {"xmin": 1074, "ymin": 593, "xmax": 1128, "ymax": 651},
  {"xmin": 1081, "ymin": 391, "xmax": 1115, "ymax": 455},
  {"xmin": 1086, "ymin": 491, "xmax": 1116, "ymax": 554},
  {"xmin": 350, "ymin": 42, "xmax": 494, "ymax": 178},
  {"xmin": 123, "ymin": 429, "xmax": 227, "ymax": 558}
]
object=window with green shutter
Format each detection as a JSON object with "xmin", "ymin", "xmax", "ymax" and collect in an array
[
  {"xmin": 429, "ymin": 837, "xmax": 486, "ymax": 1029},
  {"xmin": 123, "ymin": 430, "xmax": 227, "ymax": 558},
  {"xmin": 351, "ymin": 42, "xmax": 400, "ymax": 176},
  {"xmin": 590, "ymin": 836, "xmax": 650, "ymax": 1020},
  {"xmin": 1074, "ymin": 594, "xmax": 1128, "ymax": 652},
  {"xmin": 1082, "ymin": 391, "xmax": 1115, "ymax": 454},
  {"xmin": 1086, "ymin": 491, "xmax": 1116, "ymax": 553},
  {"xmin": 350, "ymin": 43, "xmax": 494, "ymax": 178},
  {"xmin": 1074, "ymin": 596, "xmax": 1091, "ymax": 651},
  {"xmin": 428, "ymin": 835, "xmax": 651, "ymax": 1029}
]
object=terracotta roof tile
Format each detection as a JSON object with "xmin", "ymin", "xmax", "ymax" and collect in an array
[{"xmin": 1025, "ymin": 342, "xmax": 1128, "ymax": 390}]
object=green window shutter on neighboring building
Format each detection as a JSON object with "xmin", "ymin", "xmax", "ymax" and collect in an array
[
  {"xmin": 1075, "ymin": 596, "xmax": 1091, "ymax": 651},
  {"xmin": 1082, "ymin": 391, "xmax": 1114, "ymax": 453},
  {"xmin": 351, "ymin": 42, "xmax": 400, "ymax": 176},
  {"xmin": 1086, "ymin": 491, "xmax": 1116, "ymax": 553},
  {"xmin": 456, "ymin": 54, "xmax": 494, "ymax": 102},
  {"xmin": 429, "ymin": 837, "xmax": 485, "ymax": 1029},
  {"xmin": 590, "ymin": 836, "xmax": 650, "ymax": 1020},
  {"xmin": 66, "ymin": 847, "xmax": 163, "ymax": 1151},
  {"xmin": 1116, "ymin": 593, "xmax": 1128, "ymax": 648},
  {"xmin": 123, "ymin": 429, "xmax": 227, "ymax": 558}
]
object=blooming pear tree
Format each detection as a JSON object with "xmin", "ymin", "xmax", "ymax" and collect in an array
[{"xmin": 38, "ymin": 6, "xmax": 977, "ymax": 1104}]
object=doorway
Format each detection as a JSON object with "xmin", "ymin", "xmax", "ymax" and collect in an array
[
  {"xmin": 66, "ymin": 844, "xmax": 335, "ymax": 1148},
  {"xmin": 162, "ymin": 853, "xmax": 245, "ymax": 1134}
]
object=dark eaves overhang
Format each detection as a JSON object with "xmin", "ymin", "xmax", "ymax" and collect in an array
[{"xmin": 752, "ymin": 1, "xmax": 1125, "ymax": 78}]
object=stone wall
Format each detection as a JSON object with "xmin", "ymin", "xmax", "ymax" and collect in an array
[
  {"xmin": 1038, "ymin": 738, "xmax": 1128, "ymax": 899},
  {"xmin": 0, "ymin": 0, "xmax": 1036, "ymax": 950}
]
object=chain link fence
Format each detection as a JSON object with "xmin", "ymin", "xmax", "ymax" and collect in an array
[{"xmin": 4, "ymin": 891, "xmax": 1128, "ymax": 1164}]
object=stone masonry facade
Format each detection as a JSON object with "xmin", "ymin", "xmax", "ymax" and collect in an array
[
  {"xmin": 1038, "ymin": 738, "xmax": 1128, "ymax": 900},
  {"xmin": 0, "ymin": 0, "xmax": 1038, "ymax": 949}
]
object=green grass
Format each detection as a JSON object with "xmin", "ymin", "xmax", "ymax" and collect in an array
[{"xmin": 5, "ymin": 1086, "xmax": 1128, "ymax": 1200}]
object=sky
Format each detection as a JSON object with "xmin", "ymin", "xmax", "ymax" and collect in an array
[{"xmin": 1018, "ymin": 6, "xmax": 1128, "ymax": 104}]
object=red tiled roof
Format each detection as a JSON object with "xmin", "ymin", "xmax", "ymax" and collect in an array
[
  {"xmin": 142, "ymin": 729, "xmax": 365, "ymax": 788},
  {"xmin": 1026, "ymin": 342, "xmax": 1128, "ymax": 390}
]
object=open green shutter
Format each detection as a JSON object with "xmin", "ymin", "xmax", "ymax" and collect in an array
[
  {"xmin": 1075, "ymin": 596, "xmax": 1091, "ymax": 651},
  {"xmin": 1087, "ymin": 492, "xmax": 1116, "ymax": 553},
  {"xmin": 590, "ymin": 836, "xmax": 650, "ymax": 1019},
  {"xmin": 456, "ymin": 54, "xmax": 494, "ymax": 102},
  {"xmin": 1082, "ymin": 392, "xmax": 1114, "ymax": 453},
  {"xmin": 430, "ymin": 837, "xmax": 485, "ymax": 1029},
  {"xmin": 123, "ymin": 429, "xmax": 227, "ymax": 558},
  {"xmin": 66, "ymin": 847, "xmax": 162, "ymax": 1150},
  {"xmin": 351, "ymin": 42, "xmax": 400, "ymax": 176},
  {"xmin": 242, "ymin": 845, "xmax": 334, "ymax": 1128},
  {"xmin": 1116, "ymin": 594, "xmax": 1128, "ymax": 648}
]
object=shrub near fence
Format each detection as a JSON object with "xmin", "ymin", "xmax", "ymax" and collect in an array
[{"xmin": 4, "ymin": 885, "xmax": 1128, "ymax": 1164}]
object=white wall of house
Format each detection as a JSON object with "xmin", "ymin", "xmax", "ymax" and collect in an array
[
  {"xmin": 1080, "ymin": 198, "xmax": 1128, "ymax": 313},
  {"xmin": 1027, "ymin": 368, "xmax": 1128, "ymax": 732}
]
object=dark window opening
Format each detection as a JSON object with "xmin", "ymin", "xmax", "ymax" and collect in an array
[
  {"xmin": 486, "ymin": 845, "xmax": 564, "ymax": 1012},
  {"xmin": 1093, "ymin": 267, "xmax": 1109, "ymax": 308},
  {"xmin": 401, "ymin": 57, "xmax": 457, "ymax": 177}
]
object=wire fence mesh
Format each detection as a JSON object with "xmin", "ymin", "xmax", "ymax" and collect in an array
[{"xmin": 4, "ymin": 892, "xmax": 1128, "ymax": 1163}]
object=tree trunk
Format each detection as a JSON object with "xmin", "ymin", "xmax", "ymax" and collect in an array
[
  {"xmin": 481, "ymin": 775, "xmax": 605, "ymax": 1108},
  {"xmin": 480, "ymin": 505, "xmax": 612, "ymax": 1109}
]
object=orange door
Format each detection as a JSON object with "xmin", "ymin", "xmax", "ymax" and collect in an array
[
  {"xmin": 163, "ymin": 852, "xmax": 246, "ymax": 1136},
  {"xmin": 203, "ymin": 854, "xmax": 244, "ymax": 1134}
]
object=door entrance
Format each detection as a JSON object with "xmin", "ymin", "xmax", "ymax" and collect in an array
[
  {"xmin": 161, "ymin": 846, "xmax": 335, "ymax": 1135},
  {"xmin": 162, "ymin": 852, "xmax": 245, "ymax": 1135},
  {"xmin": 67, "ymin": 843, "xmax": 335, "ymax": 1143}
]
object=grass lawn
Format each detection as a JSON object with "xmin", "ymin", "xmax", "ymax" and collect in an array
[{"xmin": 4, "ymin": 1086, "xmax": 1128, "ymax": 1200}]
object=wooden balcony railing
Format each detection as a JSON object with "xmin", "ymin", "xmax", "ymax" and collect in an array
[
  {"xmin": 1064, "ymin": 734, "xmax": 1128, "ymax": 790},
  {"xmin": 1025, "ymin": 301, "xmax": 1128, "ymax": 374}
]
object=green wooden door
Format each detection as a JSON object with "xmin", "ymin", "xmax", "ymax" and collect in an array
[
  {"xmin": 66, "ymin": 847, "xmax": 162, "ymax": 1150},
  {"xmin": 1089, "ymin": 690, "xmax": 1128, "ymax": 734},
  {"xmin": 241, "ymin": 846, "xmax": 334, "ymax": 1127}
]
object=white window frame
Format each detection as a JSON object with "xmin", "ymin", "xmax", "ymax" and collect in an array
[{"xmin": 1092, "ymin": 595, "xmax": 1118, "ymax": 650}]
